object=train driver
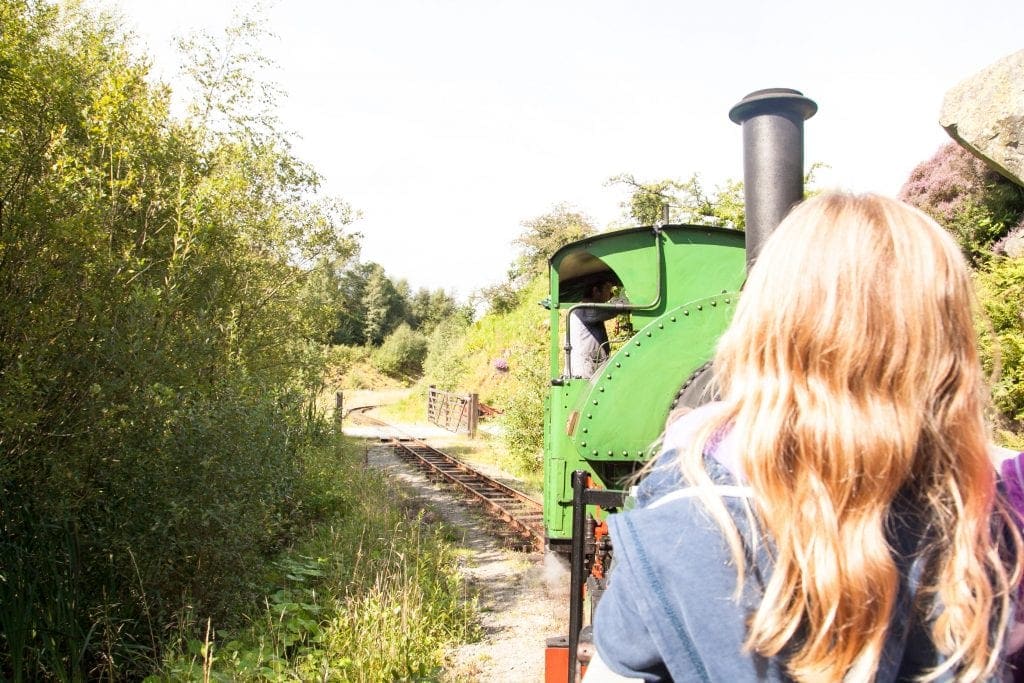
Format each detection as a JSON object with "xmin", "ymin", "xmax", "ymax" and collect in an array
[{"xmin": 569, "ymin": 279, "xmax": 627, "ymax": 379}]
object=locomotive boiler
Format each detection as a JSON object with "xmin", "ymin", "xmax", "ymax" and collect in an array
[{"xmin": 542, "ymin": 88, "xmax": 818, "ymax": 681}]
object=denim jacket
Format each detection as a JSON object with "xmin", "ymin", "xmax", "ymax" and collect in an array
[{"xmin": 591, "ymin": 406, "xmax": 967, "ymax": 682}]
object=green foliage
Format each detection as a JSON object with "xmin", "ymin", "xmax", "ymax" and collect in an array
[
  {"xmin": 322, "ymin": 344, "xmax": 406, "ymax": 391},
  {"xmin": 474, "ymin": 204, "xmax": 593, "ymax": 318},
  {"xmin": 976, "ymin": 257, "xmax": 1024, "ymax": 425},
  {"xmin": 898, "ymin": 142, "xmax": 1024, "ymax": 265},
  {"xmin": 607, "ymin": 173, "xmax": 746, "ymax": 228},
  {"xmin": 323, "ymin": 344, "xmax": 371, "ymax": 380},
  {"xmin": 178, "ymin": 12, "xmax": 285, "ymax": 141},
  {"xmin": 421, "ymin": 277, "xmax": 548, "ymax": 475},
  {"xmin": 0, "ymin": 512, "xmax": 100, "ymax": 683},
  {"xmin": 301, "ymin": 257, "xmax": 361, "ymax": 345},
  {"xmin": 325, "ymin": 260, "xmax": 463, "ymax": 346},
  {"xmin": 496, "ymin": 339, "xmax": 548, "ymax": 474},
  {"xmin": 422, "ymin": 315, "xmax": 472, "ymax": 391},
  {"xmin": 407, "ymin": 287, "xmax": 465, "ymax": 335},
  {"xmin": 511, "ymin": 203, "xmax": 595, "ymax": 281},
  {"xmin": 327, "ymin": 261, "xmax": 374, "ymax": 345},
  {"xmin": 371, "ymin": 324, "xmax": 429, "ymax": 378},
  {"xmin": 607, "ymin": 164, "xmax": 826, "ymax": 229},
  {"xmin": 0, "ymin": 3, "xmax": 358, "ymax": 678},
  {"xmin": 951, "ymin": 200, "xmax": 1015, "ymax": 265},
  {"xmin": 153, "ymin": 439, "xmax": 477, "ymax": 681},
  {"xmin": 470, "ymin": 278, "xmax": 550, "ymax": 474},
  {"xmin": 475, "ymin": 280, "xmax": 522, "ymax": 316},
  {"xmin": 361, "ymin": 264, "xmax": 406, "ymax": 346},
  {"xmin": 712, "ymin": 178, "xmax": 746, "ymax": 230}
]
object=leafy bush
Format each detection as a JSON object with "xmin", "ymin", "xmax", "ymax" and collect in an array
[
  {"xmin": 154, "ymin": 438, "xmax": 477, "ymax": 681},
  {"xmin": 976, "ymin": 257, "xmax": 1024, "ymax": 426},
  {"xmin": 467, "ymin": 278, "xmax": 550, "ymax": 473},
  {"xmin": 0, "ymin": 4, "xmax": 357, "ymax": 678},
  {"xmin": 898, "ymin": 142, "xmax": 1024, "ymax": 263},
  {"xmin": 497, "ymin": 342, "xmax": 548, "ymax": 474},
  {"xmin": 422, "ymin": 315, "xmax": 471, "ymax": 391},
  {"xmin": 371, "ymin": 324, "xmax": 429, "ymax": 378}
]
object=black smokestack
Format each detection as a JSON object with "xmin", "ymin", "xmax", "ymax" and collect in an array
[{"xmin": 729, "ymin": 88, "xmax": 817, "ymax": 270}]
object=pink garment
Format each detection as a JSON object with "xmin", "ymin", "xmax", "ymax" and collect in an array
[
  {"xmin": 1001, "ymin": 451, "xmax": 1024, "ymax": 629},
  {"xmin": 1003, "ymin": 453, "xmax": 1024, "ymax": 522}
]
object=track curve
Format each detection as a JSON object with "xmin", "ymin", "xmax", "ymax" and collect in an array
[{"xmin": 347, "ymin": 406, "xmax": 544, "ymax": 551}]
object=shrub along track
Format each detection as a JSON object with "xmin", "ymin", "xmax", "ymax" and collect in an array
[{"xmin": 347, "ymin": 405, "xmax": 569, "ymax": 681}]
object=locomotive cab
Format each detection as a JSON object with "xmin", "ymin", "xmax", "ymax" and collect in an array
[{"xmin": 543, "ymin": 225, "xmax": 747, "ymax": 553}]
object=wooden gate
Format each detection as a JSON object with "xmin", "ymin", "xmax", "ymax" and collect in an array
[{"xmin": 427, "ymin": 386, "xmax": 478, "ymax": 437}]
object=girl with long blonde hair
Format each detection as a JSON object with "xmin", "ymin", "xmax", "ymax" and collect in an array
[{"xmin": 589, "ymin": 192, "xmax": 1021, "ymax": 682}]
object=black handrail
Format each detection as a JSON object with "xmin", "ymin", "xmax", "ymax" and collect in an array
[
  {"xmin": 562, "ymin": 227, "xmax": 664, "ymax": 378},
  {"xmin": 567, "ymin": 470, "xmax": 627, "ymax": 681}
]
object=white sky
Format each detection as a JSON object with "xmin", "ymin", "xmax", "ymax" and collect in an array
[{"xmin": 102, "ymin": 0, "xmax": 1024, "ymax": 299}]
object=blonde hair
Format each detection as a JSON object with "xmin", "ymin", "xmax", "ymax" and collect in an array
[{"xmin": 680, "ymin": 192, "xmax": 1020, "ymax": 681}]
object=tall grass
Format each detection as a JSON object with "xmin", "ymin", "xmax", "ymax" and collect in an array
[
  {"xmin": 152, "ymin": 436, "xmax": 478, "ymax": 681},
  {"xmin": 0, "ymin": 512, "xmax": 99, "ymax": 683}
]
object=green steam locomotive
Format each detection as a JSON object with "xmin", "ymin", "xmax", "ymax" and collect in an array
[{"xmin": 542, "ymin": 88, "xmax": 818, "ymax": 681}]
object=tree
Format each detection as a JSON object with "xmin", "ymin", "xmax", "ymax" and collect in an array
[
  {"xmin": 0, "ymin": 4, "xmax": 359, "ymax": 676},
  {"xmin": 408, "ymin": 287, "xmax": 463, "ymax": 333},
  {"xmin": 608, "ymin": 163, "xmax": 827, "ymax": 230},
  {"xmin": 471, "ymin": 204, "xmax": 595, "ymax": 316},
  {"xmin": 371, "ymin": 323, "xmax": 429, "ymax": 377},
  {"xmin": 361, "ymin": 263, "xmax": 404, "ymax": 345},
  {"xmin": 511, "ymin": 203, "xmax": 595, "ymax": 281},
  {"xmin": 422, "ymin": 314, "xmax": 471, "ymax": 390},
  {"xmin": 607, "ymin": 173, "xmax": 746, "ymax": 228},
  {"xmin": 475, "ymin": 281, "xmax": 522, "ymax": 316},
  {"xmin": 326, "ymin": 261, "xmax": 369, "ymax": 345}
]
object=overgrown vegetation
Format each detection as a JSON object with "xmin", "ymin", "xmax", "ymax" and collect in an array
[
  {"xmin": 372, "ymin": 324, "xmax": 429, "ymax": 379},
  {"xmin": 316, "ymin": 259, "xmax": 468, "ymax": 349},
  {"xmin": 152, "ymin": 438, "xmax": 477, "ymax": 682},
  {"xmin": 413, "ymin": 282, "xmax": 548, "ymax": 480},
  {"xmin": 466, "ymin": 278, "xmax": 550, "ymax": 474},
  {"xmin": 607, "ymin": 172, "xmax": 746, "ymax": 227},
  {"xmin": 0, "ymin": 2, "xmax": 474, "ymax": 678}
]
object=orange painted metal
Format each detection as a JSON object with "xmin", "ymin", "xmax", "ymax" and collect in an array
[{"xmin": 545, "ymin": 637, "xmax": 569, "ymax": 683}]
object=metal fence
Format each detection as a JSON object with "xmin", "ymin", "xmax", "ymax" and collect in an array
[{"xmin": 426, "ymin": 385, "xmax": 478, "ymax": 436}]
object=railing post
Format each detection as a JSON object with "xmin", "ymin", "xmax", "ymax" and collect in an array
[
  {"xmin": 456, "ymin": 400, "xmax": 467, "ymax": 433},
  {"xmin": 468, "ymin": 393, "xmax": 478, "ymax": 437},
  {"xmin": 335, "ymin": 391, "xmax": 343, "ymax": 427},
  {"xmin": 426, "ymin": 387, "xmax": 480, "ymax": 436},
  {"xmin": 568, "ymin": 470, "xmax": 588, "ymax": 682}
]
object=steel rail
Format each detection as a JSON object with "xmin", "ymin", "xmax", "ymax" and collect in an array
[
  {"xmin": 390, "ymin": 440, "xmax": 544, "ymax": 551},
  {"xmin": 346, "ymin": 406, "xmax": 545, "ymax": 551}
]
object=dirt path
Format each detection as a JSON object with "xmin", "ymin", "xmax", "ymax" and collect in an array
[{"xmin": 352, "ymin": 394, "xmax": 570, "ymax": 682}]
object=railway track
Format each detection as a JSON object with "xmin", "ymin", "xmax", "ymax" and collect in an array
[{"xmin": 346, "ymin": 406, "xmax": 545, "ymax": 551}]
